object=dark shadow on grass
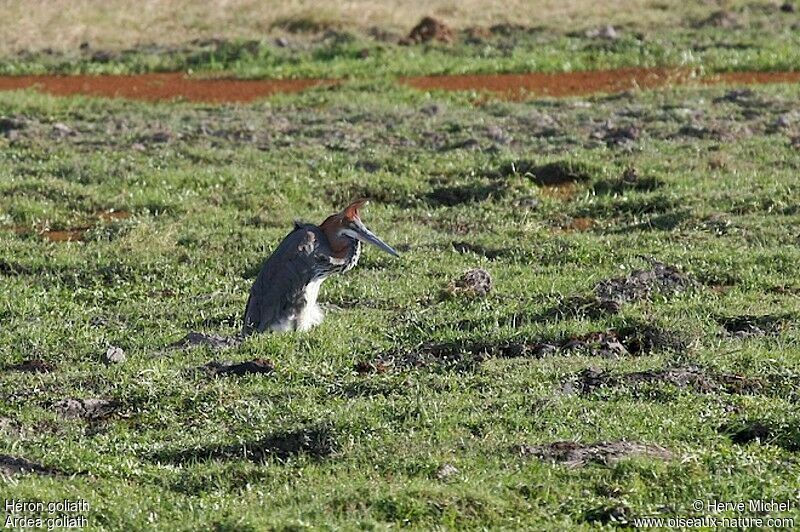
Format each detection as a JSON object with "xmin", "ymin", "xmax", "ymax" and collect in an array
[
  {"xmin": 149, "ymin": 424, "xmax": 337, "ymax": 464},
  {"xmin": 719, "ymin": 419, "xmax": 800, "ymax": 452},
  {"xmin": 426, "ymin": 182, "xmax": 505, "ymax": 206}
]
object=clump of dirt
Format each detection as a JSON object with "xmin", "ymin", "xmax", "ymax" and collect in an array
[
  {"xmin": 152, "ymin": 424, "xmax": 337, "ymax": 464},
  {"xmin": 558, "ymin": 217, "xmax": 594, "ymax": 232},
  {"xmin": 718, "ymin": 314, "xmax": 790, "ymax": 339},
  {"xmin": 451, "ymin": 241, "xmax": 508, "ymax": 260},
  {"xmin": 199, "ymin": 358, "xmax": 275, "ymax": 376},
  {"xmin": 400, "ymin": 17, "xmax": 454, "ymax": 45},
  {"xmin": 0, "ymin": 455, "xmax": 59, "ymax": 476},
  {"xmin": 498, "ymin": 159, "xmax": 596, "ymax": 187},
  {"xmin": 571, "ymin": 366, "xmax": 761, "ymax": 396},
  {"xmin": 4, "ymin": 359, "xmax": 55, "ymax": 373},
  {"xmin": 426, "ymin": 182, "xmax": 504, "ymax": 206},
  {"xmin": 354, "ymin": 360, "xmax": 391, "ymax": 375},
  {"xmin": 53, "ymin": 398, "xmax": 119, "ymax": 420},
  {"xmin": 613, "ymin": 322, "xmax": 688, "ymax": 355},
  {"xmin": 0, "ymin": 116, "xmax": 26, "ymax": 141},
  {"xmin": 697, "ymin": 10, "xmax": 739, "ymax": 28},
  {"xmin": 170, "ymin": 332, "xmax": 242, "ymax": 350},
  {"xmin": 443, "ymin": 268, "xmax": 492, "ymax": 298},
  {"xmin": 594, "ymin": 167, "xmax": 664, "ymax": 194},
  {"xmin": 591, "ymin": 123, "xmax": 639, "ymax": 148},
  {"xmin": 518, "ymin": 440, "xmax": 673, "ymax": 468},
  {"xmin": 594, "ymin": 259, "xmax": 693, "ymax": 305}
]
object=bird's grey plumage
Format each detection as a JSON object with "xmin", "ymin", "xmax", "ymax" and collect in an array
[{"xmin": 242, "ymin": 222, "xmax": 360, "ymax": 335}]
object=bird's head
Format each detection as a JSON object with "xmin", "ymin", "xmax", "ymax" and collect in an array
[{"xmin": 320, "ymin": 199, "xmax": 399, "ymax": 257}]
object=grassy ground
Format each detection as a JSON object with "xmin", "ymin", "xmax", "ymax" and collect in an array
[
  {"xmin": 2, "ymin": 1, "xmax": 800, "ymax": 77},
  {"xmin": 1, "ymin": 78, "xmax": 799, "ymax": 528},
  {"xmin": 0, "ymin": 0, "xmax": 767, "ymax": 54}
]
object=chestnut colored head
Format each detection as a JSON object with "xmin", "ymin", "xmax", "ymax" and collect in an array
[{"xmin": 319, "ymin": 199, "xmax": 399, "ymax": 258}]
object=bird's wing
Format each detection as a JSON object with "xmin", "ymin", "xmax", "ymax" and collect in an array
[{"xmin": 242, "ymin": 224, "xmax": 328, "ymax": 335}]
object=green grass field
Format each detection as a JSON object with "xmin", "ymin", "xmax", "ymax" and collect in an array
[
  {"xmin": 3, "ymin": 0, "xmax": 800, "ymax": 527},
  {"xmin": 2, "ymin": 78, "xmax": 799, "ymax": 528}
]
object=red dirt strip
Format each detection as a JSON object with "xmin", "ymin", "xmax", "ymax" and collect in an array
[
  {"xmin": 1, "ymin": 68, "xmax": 799, "ymax": 103},
  {"xmin": 0, "ymin": 73, "xmax": 331, "ymax": 103}
]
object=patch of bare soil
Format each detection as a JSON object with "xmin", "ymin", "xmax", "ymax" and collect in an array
[
  {"xmin": 591, "ymin": 123, "xmax": 640, "ymax": 148},
  {"xmin": 53, "ymin": 398, "xmax": 119, "ymax": 420},
  {"xmin": 426, "ymin": 182, "xmax": 504, "ymax": 206},
  {"xmin": 544, "ymin": 259, "xmax": 693, "ymax": 320},
  {"xmin": 718, "ymin": 314, "xmax": 790, "ymax": 338},
  {"xmin": 518, "ymin": 440, "xmax": 673, "ymax": 468},
  {"xmin": 400, "ymin": 17, "xmax": 454, "ymax": 45},
  {"xmin": 570, "ymin": 366, "xmax": 761, "ymax": 396},
  {"xmin": 558, "ymin": 216, "xmax": 594, "ymax": 232},
  {"xmin": 358, "ymin": 323, "xmax": 686, "ymax": 374},
  {"xmin": 170, "ymin": 331, "xmax": 242, "ymax": 350},
  {"xmin": 697, "ymin": 10, "xmax": 739, "ymax": 28},
  {"xmin": 0, "ymin": 455, "xmax": 59, "ymax": 476},
  {"xmin": 595, "ymin": 259, "xmax": 693, "ymax": 304},
  {"xmin": 41, "ymin": 228, "xmax": 87, "ymax": 242},
  {"xmin": 0, "ymin": 74, "xmax": 333, "ymax": 103},
  {"xmin": 443, "ymin": 268, "xmax": 492, "ymax": 298},
  {"xmin": 4, "ymin": 359, "xmax": 55, "ymax": 373},
  {"xmin": 4, "ymin": 69, "xmax": 800, "ymax": 104},
  {"xmin": 402, "ymin": 68, "xmax": 696, "ymax": 99},
  {"xmin": 151, "ymin": 424, "xmax": 336, "ymax": 464},
  {"xmin": 198, "ymin": 358, "xmax": 275, "ymax": 376}
]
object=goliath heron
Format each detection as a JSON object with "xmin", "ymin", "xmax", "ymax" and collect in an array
[{"xmin": 242, "ymin": 199, "xmax": 399, "ymax": 335}]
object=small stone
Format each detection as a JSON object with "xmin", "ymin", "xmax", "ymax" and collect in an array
[
  {"xmin": 586, "ymin": 25, "xmax": 618, "ymax": 39},
  {"xmin": 435, "ymin": 463, "xmax": 459, "ymax": 480},
  {"xmin": 52, "ymin": 122, "xmax": 75, "ymax": 137},
  {"xmin": 275, "ymin": 37, "xmax": 289, "ymax": 47},
  {"xmin": 149, "ymin": 131, "xmax": 172, "ymax": 143},
  {"xmin": 104, "ymin": 346, "xmax": 126, "ymax": 364},
  {"xmin": 445, "ymin": 268, "xmax": 492, "ymax": 298}
]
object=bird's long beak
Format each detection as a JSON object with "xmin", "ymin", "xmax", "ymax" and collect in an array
[{"xmin": 351, "ymin": 220, "xmax": 400, "ymax": 257}]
